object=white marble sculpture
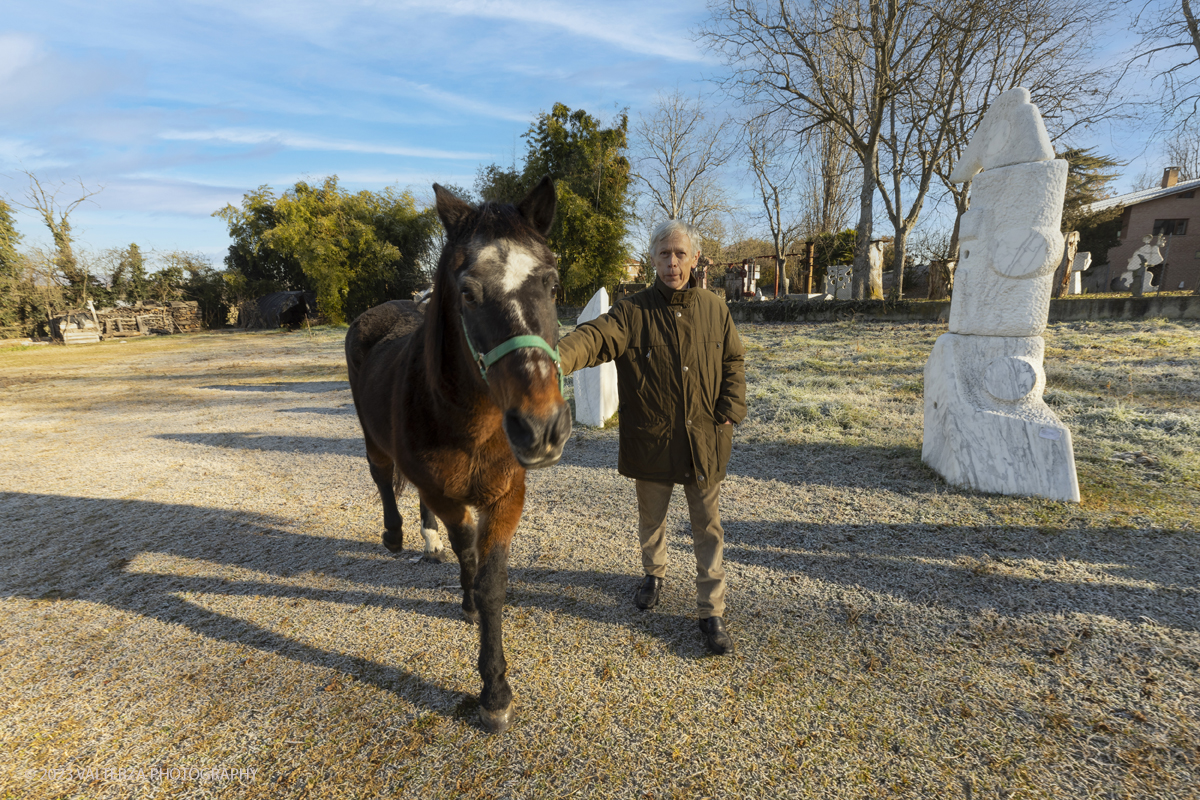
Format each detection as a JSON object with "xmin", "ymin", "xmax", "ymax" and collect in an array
[
  {"xmin": 573, "ymin": 287, "xmax": 618, "ymax": 427},
  {"xmin": 923, "ymin": 87, "xmax": 1080, "ymax": 502},
  {"xmin": 1120, "ymin": 235, "xmax": 1163, "ymax": 293},
  {"xmin": 824, "ymin": 264, "xmax": 852, "ymax": 299},
  {"xmin": 1069, "ymin": 252, "xmax": 1091, "ymax": 295}
]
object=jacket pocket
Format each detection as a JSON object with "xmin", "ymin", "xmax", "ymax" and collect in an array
[{"xmin": 715, "ymin": 422, "xmax": 733, "ymax": 474}]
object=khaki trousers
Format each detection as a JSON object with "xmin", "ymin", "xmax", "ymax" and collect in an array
[{"xmin": 634, "ymin": 479, "xmax": 726, "ymax": 619}]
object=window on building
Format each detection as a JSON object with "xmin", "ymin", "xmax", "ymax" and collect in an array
[
  {"xmin": 1152, "ymin": 219, "xmax": 1189, "ymax": 235},
  {"xmin": 1179, "ymin": 190, "xmax": 1196, "ymax": 198}
]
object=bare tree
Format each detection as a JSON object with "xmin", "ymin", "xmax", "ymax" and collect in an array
[
  {"xmin": 874, "ymin": 1, "xmax": 1007, "ymax": 299},
  {"xmin": 17, "ymin": 171, "xmax": 102, "ymax": 301},
  {"xmin": 928, "ymin": 0, "xmax": 1118, "ymax": 266},
  {"xmin": 631, "ymin": 89, "xmax": 738, "ymax": 234},
  {"xmin": 745, "ymin": 118, "xmax": 803, "ymax": 292},
  {"xmin": 703, "ymin": 0, "xmax": 945, "ymax": 299},
  {"xmin": 1164, "ymin": 127, "xmax": 1200, "ymax": 178},
  {"xmin": 797, "ymin": 121, "xmax": 856, "ymax": 238},
  {"xmin": 1127, "ymin": 0, "xmax": 1200, "ymax": 130}
]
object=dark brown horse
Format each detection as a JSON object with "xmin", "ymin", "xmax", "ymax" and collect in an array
[{"xmin": 345, "ymin": 177, "xmax": 571, "ymax": 732}]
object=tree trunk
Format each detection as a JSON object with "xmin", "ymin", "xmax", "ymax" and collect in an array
[
  {"xmin": 928, "ymin": 259, "xmax": 954, "ymax": 300},
  {"xmin": 851, "ymin": 146, "xmax": 877, "ymax": 300},
  {"xmin": 947, "ymin": 187, "xmax": 969, "ymax": 263},
  {"xmin": 805, "ymin": 241, "xmax": 815, "ymax": 293},
  {"xmin": 1052, "ymin": 231, "xmax": 1080, "ymax": 298},
  {"xmin": 891, "ymin": 227, "xmax": 909, "ymax": 300}
]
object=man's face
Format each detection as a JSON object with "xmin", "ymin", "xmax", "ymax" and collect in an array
[{"xmin": 653, "ymin": 231, "xmax": 697, "ymax": 290}]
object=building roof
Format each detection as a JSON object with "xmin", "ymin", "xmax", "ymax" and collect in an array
[{"xmin": 1084, "ymin": 176, "xmax": 1200, "ymax": 213}]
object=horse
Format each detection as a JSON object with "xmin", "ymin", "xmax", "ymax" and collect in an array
[{"xmin": 344, "ymin": 176, "xmax": 571, "ymax": 733}]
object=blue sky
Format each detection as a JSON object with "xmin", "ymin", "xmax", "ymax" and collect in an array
[
  {"xmin": 1, "ymin": 0, "xmax": 720, "ymax": 265},
  {"xmin": 0, "ymin": 1, "xmax": 1174, "ymax": 270}
]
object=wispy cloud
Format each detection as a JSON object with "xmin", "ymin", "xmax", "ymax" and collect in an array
[
  {"xmin": 157, "ymin": 129, "xmax": 491, "ymax": 161},
  {"xmin": 386, "ymin": 78, "xmax": 532, "ymax": 123},
  {"xmin": 398, "ymin": 0, "xmax": 706, "ymax": 62},
  {"xmin": 0, "ymin": 137, "xmax": 65, "ymax": 169}
]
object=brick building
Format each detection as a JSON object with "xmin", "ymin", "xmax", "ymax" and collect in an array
[{"xmin": 1088, "ymin": 167, "xmax": 1200, "ymax": 291}]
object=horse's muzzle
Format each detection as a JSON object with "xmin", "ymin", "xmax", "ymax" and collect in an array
[{"xmin": 503, "ymin": 404, "xmax": 572, "ymax": 469}]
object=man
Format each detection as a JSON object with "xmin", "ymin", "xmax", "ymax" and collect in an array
[{"xmin": 558, "ymin": 220, "xmax": 747, "ymax": 654}]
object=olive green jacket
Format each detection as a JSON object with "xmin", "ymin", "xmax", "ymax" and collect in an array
[{"xmin": 559, "ymin": 279, "xmax": 747, "ymax": 488}]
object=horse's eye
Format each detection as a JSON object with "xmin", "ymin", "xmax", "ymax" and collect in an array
[{"xmin": 461, "ymin": 287, "xmax": 478, "ymax": 305}]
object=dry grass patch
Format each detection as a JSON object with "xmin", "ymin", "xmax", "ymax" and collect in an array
[{"xmin": 0, "ymin": 320, "xmax": 1197, "ymax": 799}]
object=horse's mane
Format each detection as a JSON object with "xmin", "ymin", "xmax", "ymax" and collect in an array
[{"xmin": 423, "ymin": 199, "xmax": 546, "ymax": 401}]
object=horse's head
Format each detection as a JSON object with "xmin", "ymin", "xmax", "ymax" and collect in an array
[{"xmin": 428, "ymin": 176, "xmax": 571, "ymax": 469}]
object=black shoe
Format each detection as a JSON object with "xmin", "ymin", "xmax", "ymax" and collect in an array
[
  {"xmin": 699, "ymin": 616, "xmax": 733, "ymax": 654},
  {"xmin": 634, "ymin": 575, "xmax": 663, "ymax": 610}
]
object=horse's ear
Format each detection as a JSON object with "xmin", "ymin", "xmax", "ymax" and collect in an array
[
  {"xmin": 517, "ymin": 175, "xmax": 556, "ymax": 238},
  {"xmin": 434, "ymin": 183, "xmax": 473, "ymax": 234}
]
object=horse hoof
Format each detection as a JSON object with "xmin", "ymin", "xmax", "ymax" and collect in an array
[
  {"xmin": 462, "ymin": 607, "xmax": 480, "ymax": 626},
  {"xmin": 382, "ymin": 529, "xmax": 403, "ymax": 553},
  {"xmin": 422, "ymin": 548, "xmax": 451, "ymax": 564},
  {"xmin": 479, "ymin": 703, "xmax": 514, "ymax": 733}
]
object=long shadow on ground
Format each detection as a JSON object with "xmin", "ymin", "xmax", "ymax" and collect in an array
[
  {"xmin": 0, "ymin": 492, "xmax": 704, "ymax": 724},
  {"xmin": 0, "ymin": 492, "xmax": 476, "ymax": 716},
  {"xmin": 154, "ymin": 432, "xmax": 362, "ymax": 456},
  {"xmin": 718, "ymin": 519, "xmax": 1199, "ymax": 632},
  {"xmin": 200, "ymin": 381, "xmax": 349, "ymax": 393}
]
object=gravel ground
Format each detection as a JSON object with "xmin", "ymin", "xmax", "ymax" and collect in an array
[{"xmin": 0, "ymin": 324, "xmax": 1197, "ymax": 800}]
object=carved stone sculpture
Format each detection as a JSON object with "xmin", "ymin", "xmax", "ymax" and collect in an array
[
  {"xmin": 1069, "ymin": 252, "xmax": 1091, "ymax": 295},
  {"xmin": 923, "ymin": 87, "xmax": 1080, "ymax": 502},
  {"xmin": 824, "ymin": 264, "xmax": 852, "ymax": 299},
  {"xmin": 1120, "ymin": 235, "xmax": 1163, "ymax": 296},
  {"xmin": 573, "ymin": 287, "xmax": 618, "ymax": 427}
]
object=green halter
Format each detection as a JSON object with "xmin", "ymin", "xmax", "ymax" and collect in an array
[{"xmin": 460, "ymin": 314, "xmax": 564, "ymax": 395}]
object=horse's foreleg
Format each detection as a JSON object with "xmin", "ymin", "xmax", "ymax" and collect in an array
[
  {"xmin": 367, "ymin": 458, "xmax": 405, "ymax": 553},
  {"xmin": 475, "ymin": 482, "xmax": 525, "ymax": 734},
  {"xmin": 419, "ymin": 500, "xmax": 449, "ymax": 563},
  {"xmin": 420, "ymin": 493, "xmax": 478, "ymax": 623}
]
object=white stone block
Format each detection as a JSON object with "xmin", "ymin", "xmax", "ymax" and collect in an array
[
  {"xmin": 948, "ymin": 158, "xmax": 1067, "ymax": 337},
  {"xmin": 824, "ymin": 264, "xmax": 852, "ymax": 300},
  {"xmin": 923, "ymin": 333, "xmax": 1079, "ymax": 502},
  {"xmin": 1068, "ymin": 271, "xmax": 1082, "ymax": 295},
  {"xmin": 572, "ymin": 288, "xmax": 618, "ymax": 427},
  {"xmin": 949, "ymin": 87, "xmax": 1055, "ymax": 183}
]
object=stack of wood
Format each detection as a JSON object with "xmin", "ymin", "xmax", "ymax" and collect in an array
[{"xmin": 91, "ymin": 301, "xmax": 204, "ymax": 338}]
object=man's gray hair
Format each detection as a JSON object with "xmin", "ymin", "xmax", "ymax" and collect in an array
[{"xmin": 649, "ymin": 219, "xmax": 702, "ymax": 258}]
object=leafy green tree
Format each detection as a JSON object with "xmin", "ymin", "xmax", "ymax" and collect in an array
[
  {"xmin": 113, "ymin": 244, "xmax": 150, "ymax": 303},
  {"xmin": 147, "ymin": 265, "xmax": 183, "ymax": 303},
  {"xmin": 213, "ymin": 186, "xmax": 310, "ymax": 305},
  {"xmin": 216, "ymin": 180, "xmax": 437, "ymax": 324},
  {"xmin": 477, "ymin": 103, "xmax": 633, "ymax": 304},
  {"xmin": 0, "ymin": 199, "xmax": 24, "ymax": 333},
  {"xmin": 158, "ymin": 251, "xmax": 230, "ymax": 327},
  {"xmin": 259, "ymin": 177, "xmax": 437, "ymax": 323},
  {"xmin": 811, "ymin": 229, "xmax": 857, "ymax": 290}
]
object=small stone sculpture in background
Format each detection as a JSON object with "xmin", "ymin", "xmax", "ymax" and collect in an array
[
  {"xmin": 922, "ymin": 87, "xmax": 1080, "ymax": 503},
  {"xmin": 573, "ymin": 287, "xmax": 618, "ymax": 427},
  {"xmin": 1120, "ymin": 234, "xmax": 1164, "ymax": 296},
  {"xmin": 824, "ymin": 264, "xmax": 852, "ymax": 299},
  {"xmin": 1069, "ymin": 252, "xmax": 1091, "ymax": 295}
]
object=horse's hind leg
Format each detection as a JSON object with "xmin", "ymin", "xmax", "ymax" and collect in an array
[
  {"xmin": 419, "ymin": 500, "xmax": 449, "ymax": 563},
  {"xmin": 367, "ymin": 455, "xmax": 406, "ymax": 553}
]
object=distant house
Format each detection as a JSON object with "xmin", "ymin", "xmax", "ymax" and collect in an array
[
  {"xmin": 622, "ymin": 257, "xmax": 643, "ymax": 282},
  {"xmin": 1087, "ymin": 167, "xmax": 1200, "ymax": 291}
]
